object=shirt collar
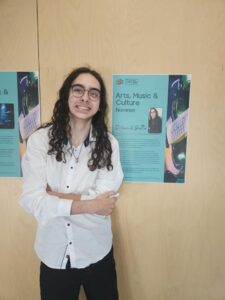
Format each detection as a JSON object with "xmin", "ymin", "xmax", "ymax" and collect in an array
[{"xmin": 63, "ymin": 125, "xmax": 96, "ymax": 150}]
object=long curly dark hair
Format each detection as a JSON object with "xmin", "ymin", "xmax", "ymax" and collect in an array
[{"xmin": 42, "ymin": 67, "xmax": 113, "ymax": 171}]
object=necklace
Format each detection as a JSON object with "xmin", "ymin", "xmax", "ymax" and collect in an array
[{"xmin": 72, "ymin": 143, "xmax": 84, "ymax": 163}]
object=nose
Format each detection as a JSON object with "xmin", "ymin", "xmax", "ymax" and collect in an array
[{"xmin": 81, "ymin": 90, "xmax": 89, "ymax": 102}]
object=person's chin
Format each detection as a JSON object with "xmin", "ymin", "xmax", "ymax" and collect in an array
[{"xmin": 71, "ymin": 111, "xmax": 95, "ymax": 121}]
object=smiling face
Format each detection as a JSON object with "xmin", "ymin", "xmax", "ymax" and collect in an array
[{"xmin": 68, "ymin": 73, "xmax": 101, "ymax": 122}]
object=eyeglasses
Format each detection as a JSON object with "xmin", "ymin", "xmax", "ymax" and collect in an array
[{"xmin": 70, "ymin": 84, "xmax": 100, "ymax": 101}]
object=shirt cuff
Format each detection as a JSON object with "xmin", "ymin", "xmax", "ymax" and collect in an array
[{"xmin": 58, "ymin": 199, "xmax": 73, "ymax": 216}]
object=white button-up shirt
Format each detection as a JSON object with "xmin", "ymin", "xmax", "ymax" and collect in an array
[{"xmin": 19, "ymin": 127, "xmax": 123, "ymax": 269}]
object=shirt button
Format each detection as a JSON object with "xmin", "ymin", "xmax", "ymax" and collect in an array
[
  {"xmin": 69, "ymin": 242, "xmax": 72, "ymax": 245},
  {"xmin": 67, "ymin": 223, "xmax": 70, "ymax": 226},
  {"xmin": 66, "ymin": 185, "xmax": 69, "ymax": 188},
  {"xmin": 70, "ymin": 166, "xmax": 73, "ymax": 169}
]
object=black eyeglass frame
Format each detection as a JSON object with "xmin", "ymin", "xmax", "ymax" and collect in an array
[{"xmin": 70, "ymin": 84, "xmax": 101, "ymax": 101}]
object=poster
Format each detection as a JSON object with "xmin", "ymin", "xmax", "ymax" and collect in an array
[
  {"xmin": 0, "ymin": 72, "xmax": 40, "ymax": 177},
  {"xmin": 112, "ymin": 74, "xmax": 191, "ymax": 183}
]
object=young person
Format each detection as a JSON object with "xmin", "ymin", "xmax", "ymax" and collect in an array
[
  {"xmin": 148, "ymin": 107, "xmax": 162, "ymax": 133},
  {"xmin": 19, "ymin": 67, "xmax": 123, "ymax": 300}
]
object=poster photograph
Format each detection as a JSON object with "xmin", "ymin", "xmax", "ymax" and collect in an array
[
  {"xmin": 0, "ymin": 71, "xmax": 40, "ymax": 177},
  {"xmin": 112, "ymin": 74, "xmax": 191, "ymax": 183}
]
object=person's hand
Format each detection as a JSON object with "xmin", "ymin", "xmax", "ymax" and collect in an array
[
  {"xmin": 70, "ymin": 192, "xmax": 119, "ymax": 215},
  {"xmin": 92, "ymin": 192, "xmax": 118, "ymax": 216}
]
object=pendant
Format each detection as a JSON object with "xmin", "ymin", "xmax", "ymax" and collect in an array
[{"xmin": 73, "ymin": 143, "xmax": 84, "ymax": 163}]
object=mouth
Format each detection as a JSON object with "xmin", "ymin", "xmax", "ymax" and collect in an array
[{"xmin": 75, "ymin": 105, "xmax": 91, "ymax": 111}]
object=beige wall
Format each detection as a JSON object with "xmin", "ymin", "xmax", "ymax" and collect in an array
[{"xmin": 0, "ymin": 0, "xmax": 225, "ymax": 299}]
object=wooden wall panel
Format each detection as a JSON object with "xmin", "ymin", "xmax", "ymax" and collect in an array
[
  {"xmin": 0, "ymin": 0, "xmax": 225, "ymax": 299},
  {"xmin": 38, "ymin": 1, "xmax": 225, "ymax": 299},
  {"xmin": 0, "ymin": 0, "xmax": 38, "ymax": 70},
  {"xmin": 0, "ymin": 1, "xmax": 40, "ymax": 299}
]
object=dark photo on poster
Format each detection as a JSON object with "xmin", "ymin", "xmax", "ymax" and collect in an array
[{"xmin": 0, "ymin": 103, "xmax": 14, "ymax": 129}]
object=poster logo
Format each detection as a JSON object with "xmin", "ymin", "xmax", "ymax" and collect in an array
[
  {"xmin": 116, "ymin": 79, "xmax": 124, "ymax": 85},
  {"xmin": 116, "ymin": 78, "xmax": 139, "ymax": 86},
  {"xmin": 125, "ymin": 78, "xmax": 139, "ymax": 86}
]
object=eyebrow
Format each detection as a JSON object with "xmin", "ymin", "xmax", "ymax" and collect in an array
[{"xmin": 71, "ymin": 84, "xmax": 100, "ymax": 92}]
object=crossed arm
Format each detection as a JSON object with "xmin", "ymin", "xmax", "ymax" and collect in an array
[
  {"xmin": 46, "ymin": 187, "xmax": 118, "ymax": 216},
  {"xmin": 19, "ymin": 130, "xmax": 123, "ymax": 224}
]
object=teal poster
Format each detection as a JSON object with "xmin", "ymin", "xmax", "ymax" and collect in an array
[
  {"xmin": 112, "ymin": 74, "xmax": 191, "ymax": 183},
  {"xmin": 0, "ymin": 72, "xmax": 40, "ymax": 177}
]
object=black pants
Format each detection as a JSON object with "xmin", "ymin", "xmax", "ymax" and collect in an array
[{"xmin": 40, "ymin": 248, "xmax": 118, "ymax": 300}]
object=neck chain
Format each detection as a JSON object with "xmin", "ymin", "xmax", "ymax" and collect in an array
[{"xmin": 72, "ymin": 143, "xmax": 84, "ymax": 163}]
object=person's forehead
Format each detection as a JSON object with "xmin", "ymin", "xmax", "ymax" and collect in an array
[{"xmin": 73, "ymin": 73, "xmax": 100, "ymax": 89}]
